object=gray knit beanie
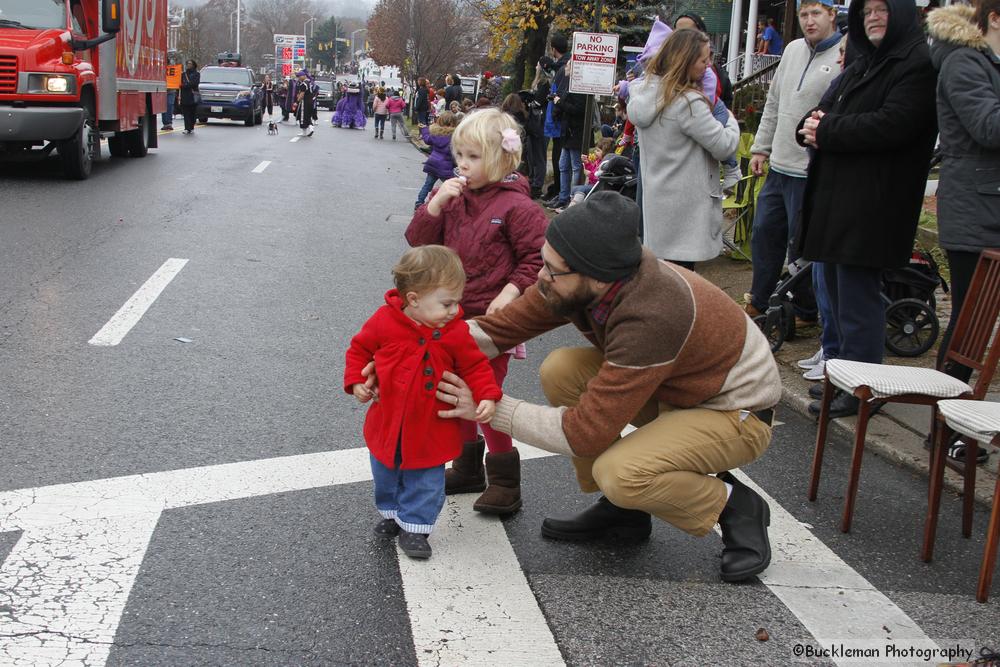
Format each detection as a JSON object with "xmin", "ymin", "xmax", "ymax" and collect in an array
[{"xmin": 545, "ymin": 191, "xmax": 642, "ymax": 282}]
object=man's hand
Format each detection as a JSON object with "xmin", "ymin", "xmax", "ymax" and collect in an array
[
  {"xmin": 749, "ymin": 153, "xmax": 768, "ymax": 177},
  {"xmin": 474, "ymin": 400, "xmax": 496, "ymax": 423},
  {"xmin": 361, "ymin": 361, "xmax": 379, "ymax": 401},
  {"xmin": 486, "ymin": 284, "xmax": 520, "ymax": 315},
  {"xmin": 426, "ymin": 177, "xmax": 466, "ymax": 217},
  {"xmin": 436, "ymin": 371, "xmax": 478, "ymax": 420}
]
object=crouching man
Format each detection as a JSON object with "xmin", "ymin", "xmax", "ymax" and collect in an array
[{"xmin": 433, "ymin": 191, "xmax": 782, "ymax": 581}]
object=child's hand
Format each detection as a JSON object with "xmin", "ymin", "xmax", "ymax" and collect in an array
[
  {"xmin": 353, "ymin": 383, "xmax": 374, "ymax": 403},
  {"xmin": 427, "ymin": 177, "xmax": 465, "ymax": 216},
  {"xmin": 474, "ymin": 399, "xmax": 496, "ymax": 423},
  {"xmin": 486, "ymin": 285, "xmax": 520, "ymax": 315}
]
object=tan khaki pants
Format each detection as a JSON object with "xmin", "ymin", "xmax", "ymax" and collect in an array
[{"xmin": 539, "ymin": 347, "xmax": 772, "ymax": 536}]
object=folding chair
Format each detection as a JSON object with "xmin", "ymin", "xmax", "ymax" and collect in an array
[
  {"xmin": 808, "ymin": 249, "xmax": 1000, "ymax": 534},
  {"xmin": 721, "ymin": 132, "xmax": 766, "ymax": 262},
  {"xmin": 923, "ymin": 399, "xmax": 1000, "ymax": 602}
]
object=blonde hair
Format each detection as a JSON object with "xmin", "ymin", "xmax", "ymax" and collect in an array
[
  {"xmin": 450, "ymin": 108, "xmax": 522, "ymax": 183},
  {"xmin": 646, "ymin": 28, "xmax": 711, "ymax": 116},
  {"xmin": 435, "ymin": 110, "xmax": 460, "ymax": 128},
  {"xmin": 392, "ymin": 245, "xmax": 466, "ymax": 295}
]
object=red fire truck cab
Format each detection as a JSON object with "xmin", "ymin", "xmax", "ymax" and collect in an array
[{"xmin": 0, "ymin": 0, "xmax": 166, "ymax": 179}]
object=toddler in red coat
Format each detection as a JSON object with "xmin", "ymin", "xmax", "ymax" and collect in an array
[
  {"xmin": 345, "ymin": 245, "xmax": 502, "ymax": 560},
  {"xmin": 405, "ymin": 108, "xmax": 548, "ymax": 515}
]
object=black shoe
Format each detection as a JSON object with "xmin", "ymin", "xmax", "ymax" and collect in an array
[
  {"xmin": 808, "ymin": 384, "xmax": 837, "ymax": 400},
  {"xmin": 717, "ymin": 471, "xmax": 771, "ymax": 582},
  {"xmin": 808, "ymin": 392, "xmax": 859, "ymax": 418},
  {"xmin": 398, "ymin": 530, "xmax": 432, "ymax": 559},
  {"xmin": 373, "ymin": 518, "xmax": 400, "ymax": 538},
  {"xmin": 530, "ymin": 188, "xmax": 543, "ymax": 199},
  {"xmin": 541, "ymin": 496, "xmax": 652, "ymax": 542},
  {"xmin": 947, "ymin": 439, "xmax": 990, "ymax": 465},
  {"xmin": 543, "ymin": 196, "xmax": 561, "ymax": 208}
]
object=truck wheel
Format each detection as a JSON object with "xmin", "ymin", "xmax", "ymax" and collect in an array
[
  {"xmin": 60, "ymin": 106, "xmax": 98, "ymax": 180},
  {"xmin": 244, "ymin": 111, "xmax": 255, "ymax": 126},
  {"xmin": 125, "ymin": 110, "xmax": 150, "ymax": 157},
  {"xmin": 108, "ymin": 134, "xmax": 127, "ymax": 157},
  {"xmin": 255, "ymin": 107, "xmax": 263, "ymax": 125}
]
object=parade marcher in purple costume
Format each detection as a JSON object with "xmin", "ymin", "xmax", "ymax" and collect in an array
[{"xmin": 333, "ymin": 83, "xmax": 367, "ymax": 129}]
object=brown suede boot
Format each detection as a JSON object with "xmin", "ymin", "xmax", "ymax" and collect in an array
[
  {"xmin": 473, "ymin": 448, "xmax": 522, "ymax": 514},
  {"xmin": 445, "ymin": 438, "xmax": 486, "ymax": 495}
]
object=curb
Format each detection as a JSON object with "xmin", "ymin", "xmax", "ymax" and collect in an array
[{"xmin": 778, "ymin": 364, "xmax": 997, "ymax": 508}]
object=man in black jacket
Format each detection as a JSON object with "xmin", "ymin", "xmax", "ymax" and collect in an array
[
  {"xmin": 797, "ymin": 0, "xmax": 937, "ymax": 418},
  {"xmin": 548, "ymin": 52, "xmax": 588, "ymax": 211}
]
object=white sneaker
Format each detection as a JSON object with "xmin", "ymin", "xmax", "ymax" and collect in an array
[
  {"xmin": 307, "ymin": 125, "xmax": 315, "ymax": 136},
  {"xmin": 298, "ymin": 128, "xmax": 306, "ymax": 136},
  {"xmin": 803, "ymin": 360, "xmax": 826, "ymax": 381},
  {"xmin": 722, "ymin": 163, "xmax": 742, "ymax": 193},
  {"xmin": 797, "ymin": 348, "xmax": 824, "ymax": 369}
]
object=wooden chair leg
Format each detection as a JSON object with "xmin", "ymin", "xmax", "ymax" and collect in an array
[
  {"xmin": 963, "ymin": 437, "xmax": 979, "ymax": 539},
  {"xmin": 976, "ymin": 474, "xmax": 1000, "ymax": 603},
  {"xmin": 841, "ymin": 397, "xmax": 872, "ymax": 533},
  {"xmin": 922, "ymin": 420, "xmax": 950, "ymax": 562},
  {"xmin": 808, "ymin": 377, "xmax": 835, "ymax": 501}
]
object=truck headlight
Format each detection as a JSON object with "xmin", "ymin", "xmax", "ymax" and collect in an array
[
  {"xmin": 25, "ymin": 74, "xmax": 76, "ymax": 94},
  {"xmin": 234, "ymin": 90, "xmax": 252, "ymax": 100}
]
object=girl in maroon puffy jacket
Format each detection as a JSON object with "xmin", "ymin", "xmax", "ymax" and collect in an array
[{"xmin": 405, "ymin": 108, "xmax": 548, "ymax": 515}]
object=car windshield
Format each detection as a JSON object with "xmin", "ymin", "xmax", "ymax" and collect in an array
[
  {"xmin": 200, "ymin": 67, "xmax": 252, "ymax": 86},
  {"xmin": 0, "ymin": 0, "xmax": 67, "ymax": 29},
  {"xmin": 316, "ymin": 82, "xmax": 332, "ymax": 91}
]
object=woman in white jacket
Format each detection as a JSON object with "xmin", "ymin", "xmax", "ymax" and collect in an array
[{"xmin": 627, "ymin": 29, "xmax": 740, "ymax": 269}]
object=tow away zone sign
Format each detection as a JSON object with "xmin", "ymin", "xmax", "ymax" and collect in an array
[{"xmin": 569, "ymin": 32, "xmax": 619, "ymax": 95}]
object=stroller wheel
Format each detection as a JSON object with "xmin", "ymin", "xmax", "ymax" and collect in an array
[
  {"xmin": 753, "ymin": 313, "xmax": 786, "ymax": 353},
  {"xmin": 885, "ymin": 298, "xmax": 939, "ymax": 357}
]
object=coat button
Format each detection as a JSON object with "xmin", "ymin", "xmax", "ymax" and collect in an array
[
  {"xmin": 432, "ymin": 330, "xmax": 441, "ymax": 340},
  {"xmin": 418, "ymin": 337, "xmax": 426, "ymax": 345},
  {"xmin": 423, "ymin": 367, "xmax": 433, "ymax": 376},
  {"xmin": 425, "ymin": 381, "xmax": 434, "ymax": 390}
]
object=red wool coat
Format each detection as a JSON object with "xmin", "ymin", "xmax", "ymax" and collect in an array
[
  {"xmin": 344, "ymin": 291, "xmax": 503, "ymax": 470},
  {"xmin": 405, "ymin": 172, "xmax": 548, "ymax": 316}
]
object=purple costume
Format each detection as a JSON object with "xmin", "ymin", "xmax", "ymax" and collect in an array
[{"xmin": 333, "ymin": 85, "xmax": 367, "ymax": 129}]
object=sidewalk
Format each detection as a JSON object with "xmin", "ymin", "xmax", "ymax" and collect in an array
[{"xmin": 699, "ymin": 255, "xmax": 1000, "ymax": 507}]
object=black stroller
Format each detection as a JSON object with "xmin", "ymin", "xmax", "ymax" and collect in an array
[
  {"xmin": 755, "ymin": 249, "xmax": 948, "ymax": 356},
  {"xmin": 585, "ymin": 154, "xmax": 639, "ymax": 202}
]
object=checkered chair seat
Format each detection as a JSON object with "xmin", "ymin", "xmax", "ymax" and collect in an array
[
  {"xmin": 825, "ymin": 359, "xmax": 973, "ymax": 400},
  {"xmin": 937, "ymin": 399, "xmax": 1000, "ymax": 444}
]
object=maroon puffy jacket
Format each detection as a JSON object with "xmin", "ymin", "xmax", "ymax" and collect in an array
[{"xmin": 405, "ymin": 173, "xmax": 548, "ymax": 316}]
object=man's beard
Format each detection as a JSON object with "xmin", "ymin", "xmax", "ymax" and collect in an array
[{"xmin": 539, "ymin": 281, "xmax": 595, "ymax": 318}]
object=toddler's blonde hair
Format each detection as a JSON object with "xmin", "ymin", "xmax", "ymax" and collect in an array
[
  {"xmin": 393, "ymin": 245, "xmax": 466, "ymax": 295},
  {"xmin": 451, "ymin": 108, "xmax": 522, "ymax": 184}
]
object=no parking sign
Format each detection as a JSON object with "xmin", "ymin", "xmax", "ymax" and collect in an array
[{"xmin": 569, "ymin": 32, "xmax": 620, "ymax": 96}]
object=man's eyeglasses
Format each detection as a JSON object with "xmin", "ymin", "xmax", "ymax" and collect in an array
[
  {"xmin": 862, "ymin": 6, "xmax": 889, "ymax": 18},
  {"xmin": 544, "ymin": 259, "xmax": 576, "ymax": 281}
]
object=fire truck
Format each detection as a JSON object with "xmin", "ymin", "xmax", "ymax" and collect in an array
[{"xmin": 0, "ymin": 0, "xmax": 166, "ymax": 179}]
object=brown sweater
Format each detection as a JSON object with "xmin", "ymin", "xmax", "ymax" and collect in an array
[{"xmin": 470, "ymin": 250, "xmax": 781, "ymax": 457}]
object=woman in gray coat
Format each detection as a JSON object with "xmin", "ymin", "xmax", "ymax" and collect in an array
[
  {"xmin": 928, "ymin": 0, "xmax": 1000, "ymax": 375},
  {"xmin": 627, "ymin": 29, "xmax": 740, "ymax": 269}
]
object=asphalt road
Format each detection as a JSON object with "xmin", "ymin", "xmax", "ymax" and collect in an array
[{"xmin": 0, "ymin": 113, "xmax": 997, "ymax": 666}]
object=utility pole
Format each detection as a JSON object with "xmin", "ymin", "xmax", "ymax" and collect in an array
[{"xmin": 236, "ymin": 0, "xmax": 241, "ymax": 55}]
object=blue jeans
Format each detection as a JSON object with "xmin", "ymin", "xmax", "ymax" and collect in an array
[
  {"xmin": 417, "ymin": 110, "xmax": 429, "ymax": 125},
  {"xmin": 711, "ymin": 99, "xmax": 737, "ymax": 169},
  {"xmin": 370, "ymin": 452, "xmax": 445, "ymax": 534},
  {"xmin": 161, "ymin": 90, "xmax": 175, "ymax": 127},
  {"xmin": 558, "ymin": 147, "xmax": 582, "ymax": 204},
  {"xmin": 416, "ymin": 173, "xmax": 439, "ymax": 208},
  {"xmin": 812, "ymin": 261, "xmax": 840, "ymax": 358},
  {"xmin": 823, "ymin": 263, "xmax": 884, "ymax": 364},
  {"xmin": 748, "ymin": 171, "xmax": 815, "ymax": 320}
]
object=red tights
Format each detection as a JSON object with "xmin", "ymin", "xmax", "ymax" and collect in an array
[{"xmin": 458, "ymin": 353, "xmax": 513, "ymax": 453}]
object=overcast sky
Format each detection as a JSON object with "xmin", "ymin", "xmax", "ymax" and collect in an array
[{"xmin": 169, "ymin": 0, "xmax": 373, "ymax": 19}]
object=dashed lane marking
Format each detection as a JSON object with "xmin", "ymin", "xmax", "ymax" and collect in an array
[
  {"xmin": 251, "ymin": 160, "xmax": 271, "ymax": 173},
  {"xmin": 87, "ymin": 258, "xmax": 188, "ymax": 347}
]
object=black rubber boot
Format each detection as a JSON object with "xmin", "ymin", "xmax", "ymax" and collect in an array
[
  {"xmin": 444, "ymin": 438, "xmax": 486, "ymax": 495},
  {"xmin": 541, "ymin": 496, "xmax": 651, "ymax": 542},
  {"xmin": 717, "ymin": 471, "xmax": 771, "ymax": 582}
]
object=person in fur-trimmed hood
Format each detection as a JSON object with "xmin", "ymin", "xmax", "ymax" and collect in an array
[{"xmin": 927, "ymin": 1, "xmax": 1000, "ymax": 388}]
